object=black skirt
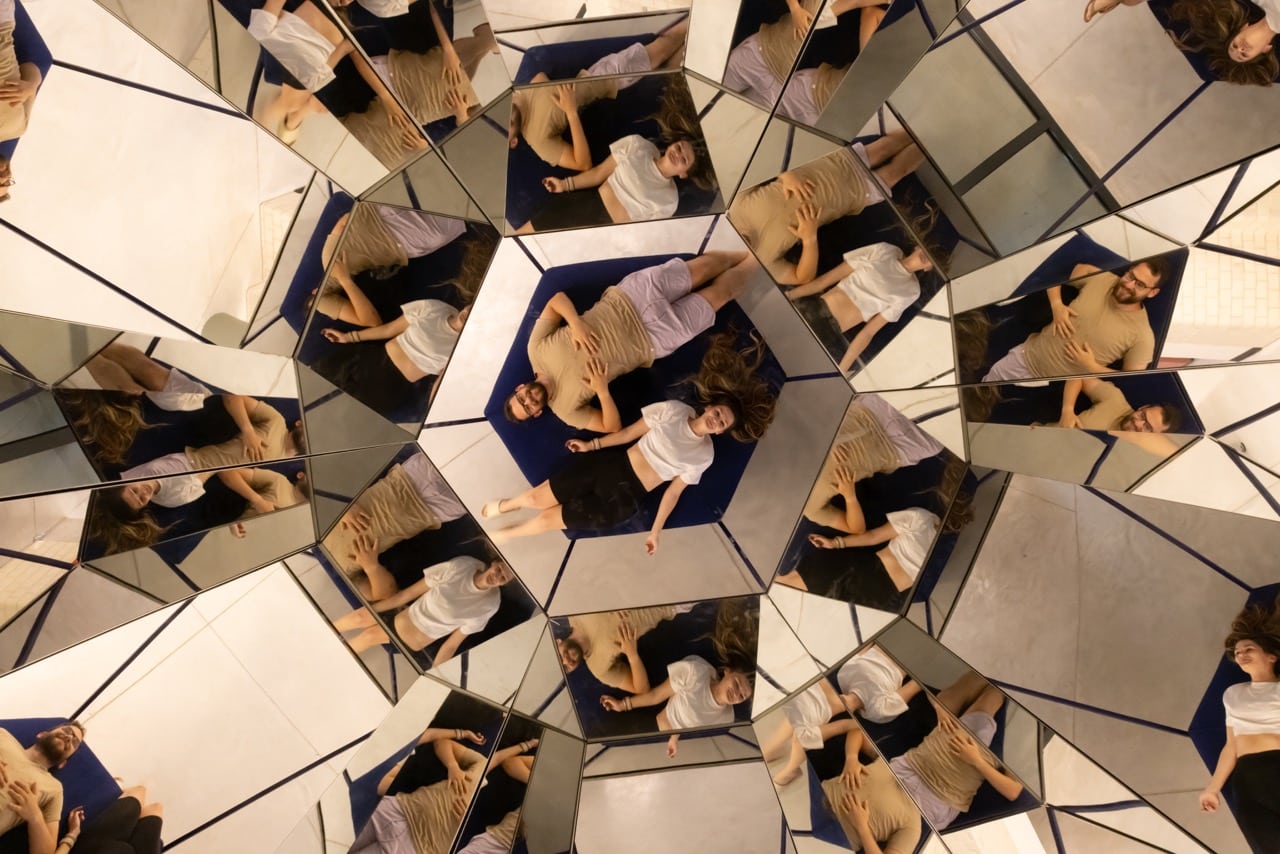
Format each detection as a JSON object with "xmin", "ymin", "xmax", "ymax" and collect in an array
[{"xmin": 549, "ymin": 446, "xmax": 649, "ymax": 530}]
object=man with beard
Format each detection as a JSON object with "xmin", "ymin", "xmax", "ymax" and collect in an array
[
  {"xmin": 981, "ymin": 257, "xmax": 1168, "ymax": 382},
  {"xmin": 0, "ymin": 722, "xmax": 84, "ymax": 854},
  {"xmin": 503, "ymin": 251, "xmax": 756, "ymax": 432}
]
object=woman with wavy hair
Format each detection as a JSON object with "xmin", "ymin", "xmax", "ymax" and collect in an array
[
  {"xmin": 481, "ymin": 333, "xmax": 777, "ymax": 553},
  {"xmin": 1084, "ymin": 0, "xmax": 1278, "ymax": 86},
  {"xmin": 514, "ymin": 82, "xmax": 716, "ymax": 233},
  {"xmin": 1200, "ymin": 596, "xmax": 1280, "ymax": 852}
]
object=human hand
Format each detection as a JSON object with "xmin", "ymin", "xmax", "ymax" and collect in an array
[
  {"xmin": 1064, "ymin": 339, "xmax": 1099, "ymax": 371},
  {"xmin": 331, "ymin": 252, "xmax": 352, "ymax": 281},
  {"xmin": 240, "ymin": 430, "xmax": 267, "ymax": 462},
  {"xmin": 228, "ymin": 521, "xmax": 247, "ymax": 538},
  {"xmin": 581, "ymin": 356, "xmax": 609, "ymax": 392},
  {"xmin": 1198, "ymin": 788, "xmax": 1220, "ymax": 812},
  {"xmin": 341, "ymin": 507, "xmax": 372, "ymax": 533},
  {"xmin": 68, "ymin": 806, "xmax": 84, "ymax": 833},
  {"xmin": 449, "ymin": 791, "xmax": 469, "ymax": 817},
  {"xmin": 552, "ymin": 82, "xmax": 578, "ymax": 113},
  {"xmin": 787, "ymin": 202, "xmax": 823, "ymax": 243},
  {"xmin": 350, "ymin": 532, "xmax": 380, "ymax": 567},
  {"xmin": 1058, "ymin": 411, "xmax": 1082, "ymax": 429},
  {"xmin": 645, "ymin": 531, "xmax": 660, "ymax": 556},
  {"xmin": 808, "ymin": 533, "xmax": 838, "ymax": 549},
  {"xmin": 570, "ymin": 322, "xmax": 600, "ymax": 355},
  {"xmin": 5, "ymin": 780, "xmax": 42, "ymax": 824},
  {"xmin": 442, "ymin": 46, "xmax": 464, "ymax": 86},
  {"xmin": 445, "ymin": 87, "xmax": 469, "ymax": 122},
  {"xmin": 384, "ymin": 100, "xmax": 418, "ymax": 138},
  {"xmin": 841, "ymin": 790, "xmax": 872, "ymax": 829},
  {"xmin": 616, "ymin": 614, "xmax": 639, "ymax": 655},
  {"xmin": 565, "ymin": 438, "xmax": 593, "ymax": 453},
  {"xmin": 666, "ymin": 734, "xmax": 680, "ymax": 758},
  {"xmin": 322, "ymin": 328, "xmax": 354, "ymax": 344},
  {"xmin": 840, "ymin": 760, "xmax": 868, "ymax": 789},
  {"xmin": 458, "ymin": 729, "xmax": 486, "ymax": 745},
  {"xmin": 948, "ymin": 729, "xmax": 983, "ymax": 766},
  {"xmin": 447, "ymin": 765, "xmax": 468, "ymax": 794},
  {"xmin": 831, "ymin": 463, "xmax": 855, "ymax": 494},
  {"xmin": 1051, "ymin": 303, "xmax": 1078, "ymax": 339},
  {"xmin": 788, "ymin": 0, "xmax": 815, "ymax": 40},
  {"xmin": 251, "ymin": 497, "xmax": 278, "ymax": 515},
  {"xmin": 0, "ymin": 78, "xmax": 36, "ymax": 107},
  {"xmin": 600, "ymin": 695, "xmax": 627, "ymax": 712},
  {"xmin": 542, "ymin": 176, "xmax": 568, "ymax": 194},
  {"xmin": 778, "ymin": 171, "xmax": 815, "ymax": 202}
]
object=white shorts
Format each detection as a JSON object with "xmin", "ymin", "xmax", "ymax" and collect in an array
[
  {"xmin": 981, "ymin": 343, "xmax": 1032, "ymax": 383},
  {"xmin": 584, "ymin": 41, "xmax": 651, "ymax": 90},
  {"xmin": 722, "ymin": 33, "xmax": 782, "ymax": 108},
  {"xmin": 402, "ymin": 453, "xmax": 467, "ymax": 523},
  {"xmin": 351, "ymin": 797, "xmax": 415, "ymax": 854},
  {"xmin": 778, "ymin": 67, "xmax": 823, "ymax": 126},
  {"xmin": 617, "ymin": 258, "xmax": 715, "ymax": 360}
]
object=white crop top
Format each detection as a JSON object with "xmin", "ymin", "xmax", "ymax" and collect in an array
[
  {"xmin": 664, "ymin": 656, "xmax": 734, "ymax": 729},
  {"xmin": 247, "ymin": 10, "xmax": 337, "ymax": 92},
  {"xmin": 606, "ymin": 135, "xmax": 678, "ymax": 222},
  {"xmin": 636, "ymin": 401, "xmax": 714, "ymax": 485},
  {"xmin": 837, "ymin": 646, "xmax": 909, "ymax": 724},
  {"xmin": 396, "ymin": 300, "xmax": 459, "ymax": 375},
  {"xmin": 1223, "ymin": 681, "xmax": 1280, "ymax": 736},
  {"xmin": 357, "ymin": 0, "xmax": 411, "ymax": 17},
  {"xmin": 835, "ymin": 243, "xmax": 921, "ymax": 324},
  {"xmin": 885, "ymin": 508, "xmax": 942, "ymax": 581}
]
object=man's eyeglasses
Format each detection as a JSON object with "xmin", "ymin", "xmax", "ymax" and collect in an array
[{"xmin": 1121, "ymin": 270, "xmax": 1157, "ymax": 291}]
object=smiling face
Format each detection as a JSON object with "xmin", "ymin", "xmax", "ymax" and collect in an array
[
  {"xmin": 1229, "ymin": 23, "xmax": 1276, "ymax": 63},
  {"xmin": 475, "ymin": 561, "xmax": 515, "ymax": 589},
  {"xmin": 696, "ymin": 404, "xmax": 737, "ymax": 436},
  {"xmin": 1119, "ymin": 405, "xmax": 1169, "ymax": 434},
  {"xmin": 660, "ymin": 140, "xmax": 696, "ymax": 179},
  {"xmin": 1111, "ymin": 263, "xmax": 1160, "ymax": 305},
  {"xmin": 1234, "ymin": 639, "xmax": 1279, "ymax": 678},
  {"xmin": 506, "ymin": 382, "xmax": 548, "ymax": 422},
  {"xmin": 714, "ymin": 669, "xmax": 753, "ymax": 706},
  {"xmin": 120, "ymin": 480, "xmax": 159, "ymax": 511},
  {"xmin": 557, "ymin": 638, "xmax": 583, "ymax": 671}
]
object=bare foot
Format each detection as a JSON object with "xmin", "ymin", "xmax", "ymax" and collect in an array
[{"xmin": 773, "ymin": 766, "xmax": 802, "ymax": 787}]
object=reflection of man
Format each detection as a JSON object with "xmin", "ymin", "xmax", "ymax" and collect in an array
[
  {"xmin": 556, "ymin": 604, "xmax": 694, "ymax": 692},
  {"xmin": 508, "ymin": 22, "xmax": 689, "ymax": 169},
  {"xmin": 1056, "ymin": 376, "xmax": 1181, "ymax": 459},
  {"xmin": 982, "ymin": 258, "xmax": 1168, "ymax": 382},
  {"xmin": 0, "ymin": 723, "xmax": 85, "ymax": 854},
  {"xmin": 504, "ymin": 252, "xmax": 754, "ymax": 431}
]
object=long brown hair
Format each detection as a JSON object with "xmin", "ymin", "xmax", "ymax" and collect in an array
[
  {"xmin": 1170, "ymin": 0, "xmax": 1278, "ymax": 87},
  {"xmin": 710, "ymin": 596, "xmax": 759, "ymax": 673},
  {"xmin": 1225, "ymin": 595, "xmax": 1280, "ymax": 676},
  {"xmin": 54, "ymin": 390, "xmax": 151, "ymax": 465},
  {"xmin": 85, "ymin": 487, "xmax": 169, "ymax": 556},
  {"xmin": 652, "ymin": 80, "xmax": 716, "ymax": 191},
  {"xmin": 685, "ymin": 331, "xmax": 777, "ymax": 442}
]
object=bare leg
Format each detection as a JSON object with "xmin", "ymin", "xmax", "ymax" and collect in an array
[
  {"xmin": 774, "ymin": 571, "xmax": 808, "ymax": 591},
  {"xmin": 456, "ymin": 25, "xmax": 499, "ymax": 79},
  {"xmin": 692, "ymin": 253, "xmax": 759, "ymax": 311},
  {"xmin": 862, "ymin": 129, "xmax": 912, "ymax": 168},
  {"xmin": 261, "ymin": 85, "xmax": 315, "ymax": 140},
  {"xmin": 488, "ymin": 481, "xmax": 558, "ymax": 515},
  {"xmin": 99, "ymin": 343, "xmax": 171, "ymax": 391},
  {"xmin": 645, "ymin": 17, "xmax": 689, "ymax": 69},
  {"xmin": 334, "ymin": 606, "xmax": 378, "ymax": 633},
  {"xmin": 491, "ymin": 506, "xmax": 566, "ymax": 543},
  {"xmin": 963, "ymin": 685, "xmax": 1006, "ymax": 719},
  {"xmin": 139, "ymin": 801, "xmax": 164, "ymax": 819},
  {"xmin": 85, "ymin": 355, "xmax": 146, "ymax": 394},
  {"xmin": 934, "ymin": 670, "xmax": 990, "ymax": 716},
  {"xmin": 686, "ymin": 250, "xmax": 749, "ymax": 288},
  {"xmin": 350, "ymin": 623, "xmax": 392, "ymax": 653},
  {"xmin": 120, "ymin": 784, "xmax": 147, "ymax": 803},
  {"xmin": 872, "ymin": 143, "xmax": 925, "ymax": 191},
  {"xmin": 514, "ymin": 221, "xmax": 535, "ymax": 235},
  {"xmin": 761, "ymin": 720, "xmax": 795, "ymax": 762},
  {"xmin": 773, "ymin": 734, "xmax": 807, "ymax": 786},
  {"xmin": 859, "ymin": 6, "xmax": 886, "ymax": 50}
]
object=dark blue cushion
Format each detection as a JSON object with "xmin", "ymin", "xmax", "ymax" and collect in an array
[
  {"xmin": 281, "ymin": 193, "xmax": 356, "ymax": 333},
  {"xmin": 0, "ymin": 1, "xmax": 52, "ymax": 160},
  {"xmin": 484, "ymin": 253, "xmax": 784, "ymax": 538}
]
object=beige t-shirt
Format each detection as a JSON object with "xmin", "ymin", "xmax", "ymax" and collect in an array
[
  {"xmin": 527, "ymin": 287, "xmax": 652, "ymax": 429},
  {"xmin": 0, "ymin": 729, "xmax": 62, "ymax": 834},
  {"xmin": 518, "ymin": 74, "xmax": 620, "ymax": 166},
  {"xmin": 902, "ymin": 723, "xmax": 1000, "ymax": 812},
  {"xmin": 728, "ymin": 147, "xmax": 868, "ymax": 267},
  {"xmin": 822, "ymin": 759, "xmax": 922, "ymax": 853},
  {"xmin": 238, "ymin": 469, "xmax": 303, "ymax": 516},
  {"xmin": 1077, "ymin": 380, "xmax": 1132, "ymax": 431},
  {"xmin": 0, "ymin": 21, "xmax": 29, "ymax": 143},
  {"xmin": 810, "ymin": 62, "xmax": 846, "ymax": 113},
  {"xmin": 570, "ymin": 605, "xmax": 681, "ymax": 689},
  {"xmin": 397, "ymin": 745, "xmax": 486, "ymax": 854},
  {"xmin": 185, "ymin": 399, "xmax": 289, "ymax": 470},
  {"xmin": 757, "ymin": 0, "xmax": 823, "ymax": 82},
  {"xmin": 1022, "ymin": 273, "xmax": 1156, "ymax": 378},
  {"xmin": 322, "ymin": 463, "xmax": 440, "ymax": 574}
]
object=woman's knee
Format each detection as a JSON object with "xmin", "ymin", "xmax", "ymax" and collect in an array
[
  {"xmin": 120, "ymin": 784, "xmax": 147, "ymax": 804},
  {"xmin": 139, "ymin": 801, "xmax": 163, "ymax": 819}
]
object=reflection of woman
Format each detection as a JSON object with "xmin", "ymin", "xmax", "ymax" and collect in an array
[
  {"xmin": 58, "ymin": 785, "xmax": 163, "ymax": 854},
  {"xmin": 314, "ymin": 300, "xmax": 468, "ymax": 413},
  {"xmin": 354, "ymin": 729, "xmax": 537, "ymax": 854},
  {"xmin": 801, "ymin": 394, "xmax": 944, "ymax": 531},
  {"xmin": 1084, "ymin": 0, "xmax": 1278, "ymax": 85},
  {"xmin": 334, "ymin": 555, "xmax": 514, "ymax": 660},
  {"xmin": 764, "ymin": 678, "xmax": 864, "ymax": 786},
  {"xmin": 601, "ymin": 655, "xmax": 754, "ymax": 756},
  {"xmin": 323, "ymin": 452, "xmax": 468, "ymax": 593},
  {"xmin": 86, "ymin": 465, "xmax": 307, "ymax": 555},
  {"xmin": 0, "ymin": 0, "xmax": 41, "ymax": 152},
  {"xmin": 727, "ymin": 131, "xmax": 924, "ymax": 282},
  {"xmin": 515, "ymin": 84, "xmax": 714, "ymax": 232},
  {"xmin": 783, "ymin": 233, "xmax": 931, "ymax": 372},
  {"xmin": 1199, "ymin": 596, "xmax": 1280, "ymax": 853},
  {"xmin": 312, "ymin": 205, "xmax": 468, "ymax": 325},
  {"xmin": 887, "ymin": 674, "xmax": 1024, "ymax": 830},
  {"xmin": 557, "ymin": 605, "xmax": 694, "ymax": 692},
  {"xmin": 482, "ymin": 336, "xmax": 776, "ymax": 553}
]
